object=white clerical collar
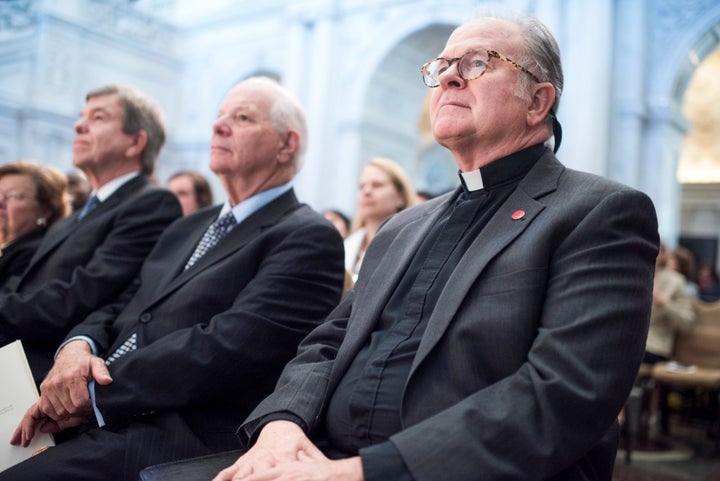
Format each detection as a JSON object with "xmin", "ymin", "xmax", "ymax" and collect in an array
[{"xmin": 459, "ymin": 169, "xmax": 484, "ymax": 192}]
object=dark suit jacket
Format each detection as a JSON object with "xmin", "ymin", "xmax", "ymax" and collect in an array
[
  {"xmin": 241, "ymin": 152, "xmax": 659, "ymax": 481},
  {"xmin": 59, "ymin": 189, "xmax": 345, "ymax": 478},
  {"xmin": 0, "ymin": 175, "xmax": 181, "ymax": 381},
  {"xmin": 0, "ymin": 228, "xmax": 45, "ymax": 287}
]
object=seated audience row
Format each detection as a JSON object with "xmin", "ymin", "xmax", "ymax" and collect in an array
[
  {"xmin": 0, "ymin": 78, "xmax": 344, "ymax": 481},
  {"xmin": 2, "ymin": 10, "xmax": 661, "ymax": 481},
  {"xmin": 153, "ymin": 11, "xmax": 655, "ymax": 481}
]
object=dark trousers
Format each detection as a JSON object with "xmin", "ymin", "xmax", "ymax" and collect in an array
[
  {"xmin": 140, "ymin": 450, "xmax": 244, "ymax": 481},
  {"xmin": 0, "ymin": 414, "xmax": 236, "ymax": 481}
]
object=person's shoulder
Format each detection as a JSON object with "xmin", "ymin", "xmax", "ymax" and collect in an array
[
  {"xmin": 392, "ymin": 191, "xmax": 454, "ymax": 223},
  {"xmin": 274, "ymin": 202, "xmax": 342, "ymax": 239}
]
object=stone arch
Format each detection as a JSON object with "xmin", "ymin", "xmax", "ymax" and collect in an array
[
  {"xmin": 324, "ymin": 10, "xmax": 470, "ymax": 214},
  {"xmin": 356, "ymin": 23, "xmax": 456, "ymax": 195},
  {"xmin": 647, "ymin": 9, "xmax": 720, "ymax": 262}
]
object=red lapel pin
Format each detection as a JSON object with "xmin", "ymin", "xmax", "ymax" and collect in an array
[{"xmin": 511, "ymin": 210, "xmax": 525, "ymax": 220}]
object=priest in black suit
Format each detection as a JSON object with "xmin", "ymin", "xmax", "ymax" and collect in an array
[
  {"xmin": 2, "ymin": 77, "xmax": 345, "ymax": 481},
  {"xmin": 0, "ymin": 84, "xmax": 181, "ymax": 381}
]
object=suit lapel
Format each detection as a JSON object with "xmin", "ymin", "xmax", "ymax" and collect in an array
[
  {"xmin": 28, "ymin": 176, "xmax": 147, "ymax": 265},
  {"xmin": 145, "ymin": 190, "xmax": 299, "ymax": 306},
  {"xmin": 155, "ymin": 206, "xmax": 223, "ymax": 290},
  {"xmin": 335, "ymin": 196, "xmax": 452, "ymax": 367},
  {"xmin": 409, "ymin": 153, "xmax": 564, "ymax": 375}
]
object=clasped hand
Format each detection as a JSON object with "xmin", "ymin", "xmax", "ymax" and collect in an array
[
  {"xmin": 9, "ymin": 340, "xmax": 113, "ymax": 447},
  {"xmin": 212, "ymin": 420, "xmax": 364, "ymax": 481}
]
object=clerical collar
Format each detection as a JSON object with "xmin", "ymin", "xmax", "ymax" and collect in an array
[{"xmin": 458, "ymin": 143, "xmax": 547, "ymax": 192}]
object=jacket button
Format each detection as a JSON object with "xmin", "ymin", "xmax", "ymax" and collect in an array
[{"xmin": 139, "ymin": 313, "xmax": 152, "ymax": 323}]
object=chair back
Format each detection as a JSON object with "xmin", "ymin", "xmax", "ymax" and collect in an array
[{"xmin": 673, "ymin": 300, "xmax": 720, "ymax": 368}]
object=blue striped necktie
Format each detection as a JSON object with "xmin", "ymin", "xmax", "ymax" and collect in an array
[{"xmin": 77, "ymin": 195, "xmax": 100, "ymax": 221}]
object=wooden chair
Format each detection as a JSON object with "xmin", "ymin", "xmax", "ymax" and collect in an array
[{"xmin": 651, "ymin": 299, "xmax": 720, "ymax": 436}]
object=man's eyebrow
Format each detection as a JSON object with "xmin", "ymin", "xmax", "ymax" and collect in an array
[{"xmin": 81, "ymin": 106, "xmax": 111, "ymax": 117}]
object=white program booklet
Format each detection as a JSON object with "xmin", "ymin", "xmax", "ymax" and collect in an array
[{"xmin": 0, "ymin": 340, "xmax": 55, "ymax": 472}]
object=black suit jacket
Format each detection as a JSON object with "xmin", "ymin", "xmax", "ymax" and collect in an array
[
  {"xmin": 0, "ymin": 175, "xmax": 182, "ymax": 380},
  {"xmin": 242, "ymin": 152, "xmax": 659, "ymax": 481},
  {"xmin": 59, "ymin": 189, "xmax": 345, "ymax": 477},
  {"xmin": 0, "ymin": 228, "xmax": 45, "ymax": 287}
]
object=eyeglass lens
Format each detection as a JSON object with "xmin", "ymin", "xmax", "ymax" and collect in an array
[
  {"xmin": 0, "ymin": 191, "xmax": 30, "ymax": 203},
  {"xmin": 423, "ymin": 51, "xmax": 489, "ymax": 87}
]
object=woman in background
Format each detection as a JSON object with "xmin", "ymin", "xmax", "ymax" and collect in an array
[
  {"xmin": 322, "ymin": 209, "xmax": 351, "ymax": 239},
  {"xmin": 345, "ymin": 157, "xmax": 418, "ymax": 281},
  {"xmin": 167, "ymin": 170, "xmax": 214, "ymax": 216},
  {"xmin": 0, "ymin": 161, "xmax": 70, "ymax": 285}
]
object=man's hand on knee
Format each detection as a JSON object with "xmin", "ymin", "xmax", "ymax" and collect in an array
[{"xmin": 39, "ymin": 339, "xmax": 112, "ymax": 420}]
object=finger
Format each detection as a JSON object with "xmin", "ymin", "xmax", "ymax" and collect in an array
[
  {"xmin": 298, "ymin": 444, "xmax": 326, "ymax": 461},
  {"xmin": 21, "ymin": 415, "xmax": 43, "ymax": 447},
  {"xmin": 10, "ymin": 420, "xmax": 24, "ymax": 446},
  {"xmin": 66, "ymin": 376, "xmax": 93, "ymax": 413},
  {"xmin": 297, "ymin": 450, "xmax": 323, "ymax": 462},
  {"xmin": 212, "ymin": 465, "xmax": 239, "ymax": 481},
  {"xmin": 90, "ymin": 357, "xmax": 113, "ymax": 386},
  {"xmin": 55, "ymin": 415, "xmax": 88, "ymax": 431},
  {"xmin": 17, "ymin": 404, "xmax": 44, "ymax": 447},
  {"xmin": 42, "ymin": 392, "xmax": 71, "ymax": 420}
]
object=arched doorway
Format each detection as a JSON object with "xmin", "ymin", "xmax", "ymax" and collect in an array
[
  {"xmin": 678, "ymin": 46, "xmax": 720, "ymax": 272},
  {"xmin": 357, "ymin": 23, "xmax": 456, "ymax": 196}
]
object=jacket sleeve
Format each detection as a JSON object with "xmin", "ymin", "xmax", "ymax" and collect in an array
[
  {"xmin": 0, "ymin": 188, "xmax": 181, "ymax": 346},
  {"xmin": 93, "ymin": 220, "xmax": 346, "ymax": 427},
  {"xmin": 238, "ymin": 291, "xmax": 354, "ymax": 445}
]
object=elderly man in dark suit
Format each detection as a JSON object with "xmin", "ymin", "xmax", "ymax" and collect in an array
[
  {"xmin": 0, "ymin": 84, "xmax": 182, "ymax": 381},
  {"xmin": 143, "ymin": 10, "xmax": 659, "ymax": 481},
  {"xmin": 2, "ymin": 77, "xmax": 345, "ymax": 481}
]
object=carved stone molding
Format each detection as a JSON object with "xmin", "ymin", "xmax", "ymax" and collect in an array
[{"xmin": 0, "ymin": 0, "xmax": 35, "ymax": 34}]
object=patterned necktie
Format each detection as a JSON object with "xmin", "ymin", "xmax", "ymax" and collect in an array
[
  {"xmin": 105, "ymin": 332, "xmax": 137, "ymax": 365},
  {"xmin": 77, "ymin": 195, "xmax": 100, "ymax": 221},
  {"xmin": 184, "ymin": 212, "xmax": 237, "ymax": 270},
  {"xmin": 105, "ymin": 213, "xmax": 237, "ymax": 365}
]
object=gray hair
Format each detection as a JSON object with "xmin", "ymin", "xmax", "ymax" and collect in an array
[
  {"xmin": 241, "ymin": 76, "xmax": 308, "ymax": 172},
  {"xmin": 86, "ymin": 84, "xmax": 166, "ymax": 175},
  {"xmin": 471, "ymin": 8, "xmax": 564, "ymax": 129}
]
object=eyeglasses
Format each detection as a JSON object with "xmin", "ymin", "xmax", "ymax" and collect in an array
[
  {"xmin": 421, "ymin": 49, "xmax": 540, "ymax": 88},
  {"xmin": 0, "ymin": 191, "xmax": 31, "ymax": 203}
]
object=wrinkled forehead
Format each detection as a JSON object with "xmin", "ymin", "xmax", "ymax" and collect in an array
[
  {"xmin": 444, "ymin": 18, "xmax": 524, "ymax": 57},
  {"xmin": 221, "ymin": 83, "xmax": 273, "ymax": 113}
]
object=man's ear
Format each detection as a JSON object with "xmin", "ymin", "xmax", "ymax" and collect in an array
[
  {"xmin": 126, "ymin": 130, "xmax": 148, "ymax": 159},
  {"xmin": 527, "ymin": 83, "xmax": 556, "ymax": 127},
  {"xmin": 277, "ymin": 130, "xmax": 300, "ymax": 164}
]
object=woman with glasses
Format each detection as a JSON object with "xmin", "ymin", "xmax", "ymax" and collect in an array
[{"xmin": 0, "ymin": 160, "xmax": 70, "ymax": 284}]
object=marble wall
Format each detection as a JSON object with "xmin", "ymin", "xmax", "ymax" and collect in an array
[{"xmin": 1, "ymin": 0, "xmax": 719, "ymax": 263}]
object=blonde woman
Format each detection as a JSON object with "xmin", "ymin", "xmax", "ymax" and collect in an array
[{"xmin": 345, "ymin": 157, "xmax": 418, "ymax": 280}]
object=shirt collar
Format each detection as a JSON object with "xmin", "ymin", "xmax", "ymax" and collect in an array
[
  {"xmin": 93, "ymin": 171, "xmax": 141, "ymax": 202},
  {"xmin": 219, "ymin": 182, "xmax": 292, "ymax": 225},
  {"xmin": 458, "ymin": 144, "xmax": 546, "ymax": 193}
]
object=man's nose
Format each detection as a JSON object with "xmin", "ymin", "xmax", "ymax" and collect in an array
[
  {"xmin": 74, "ymin": 118, "xmax": 88, "ymax": 133},
  {"xmin": 437, "ymin": 61, "xmax": 465, "ymax": 89},
  {"xmin": 213, "ymin": 117, "xmax": 230, "ymax": 136}
]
